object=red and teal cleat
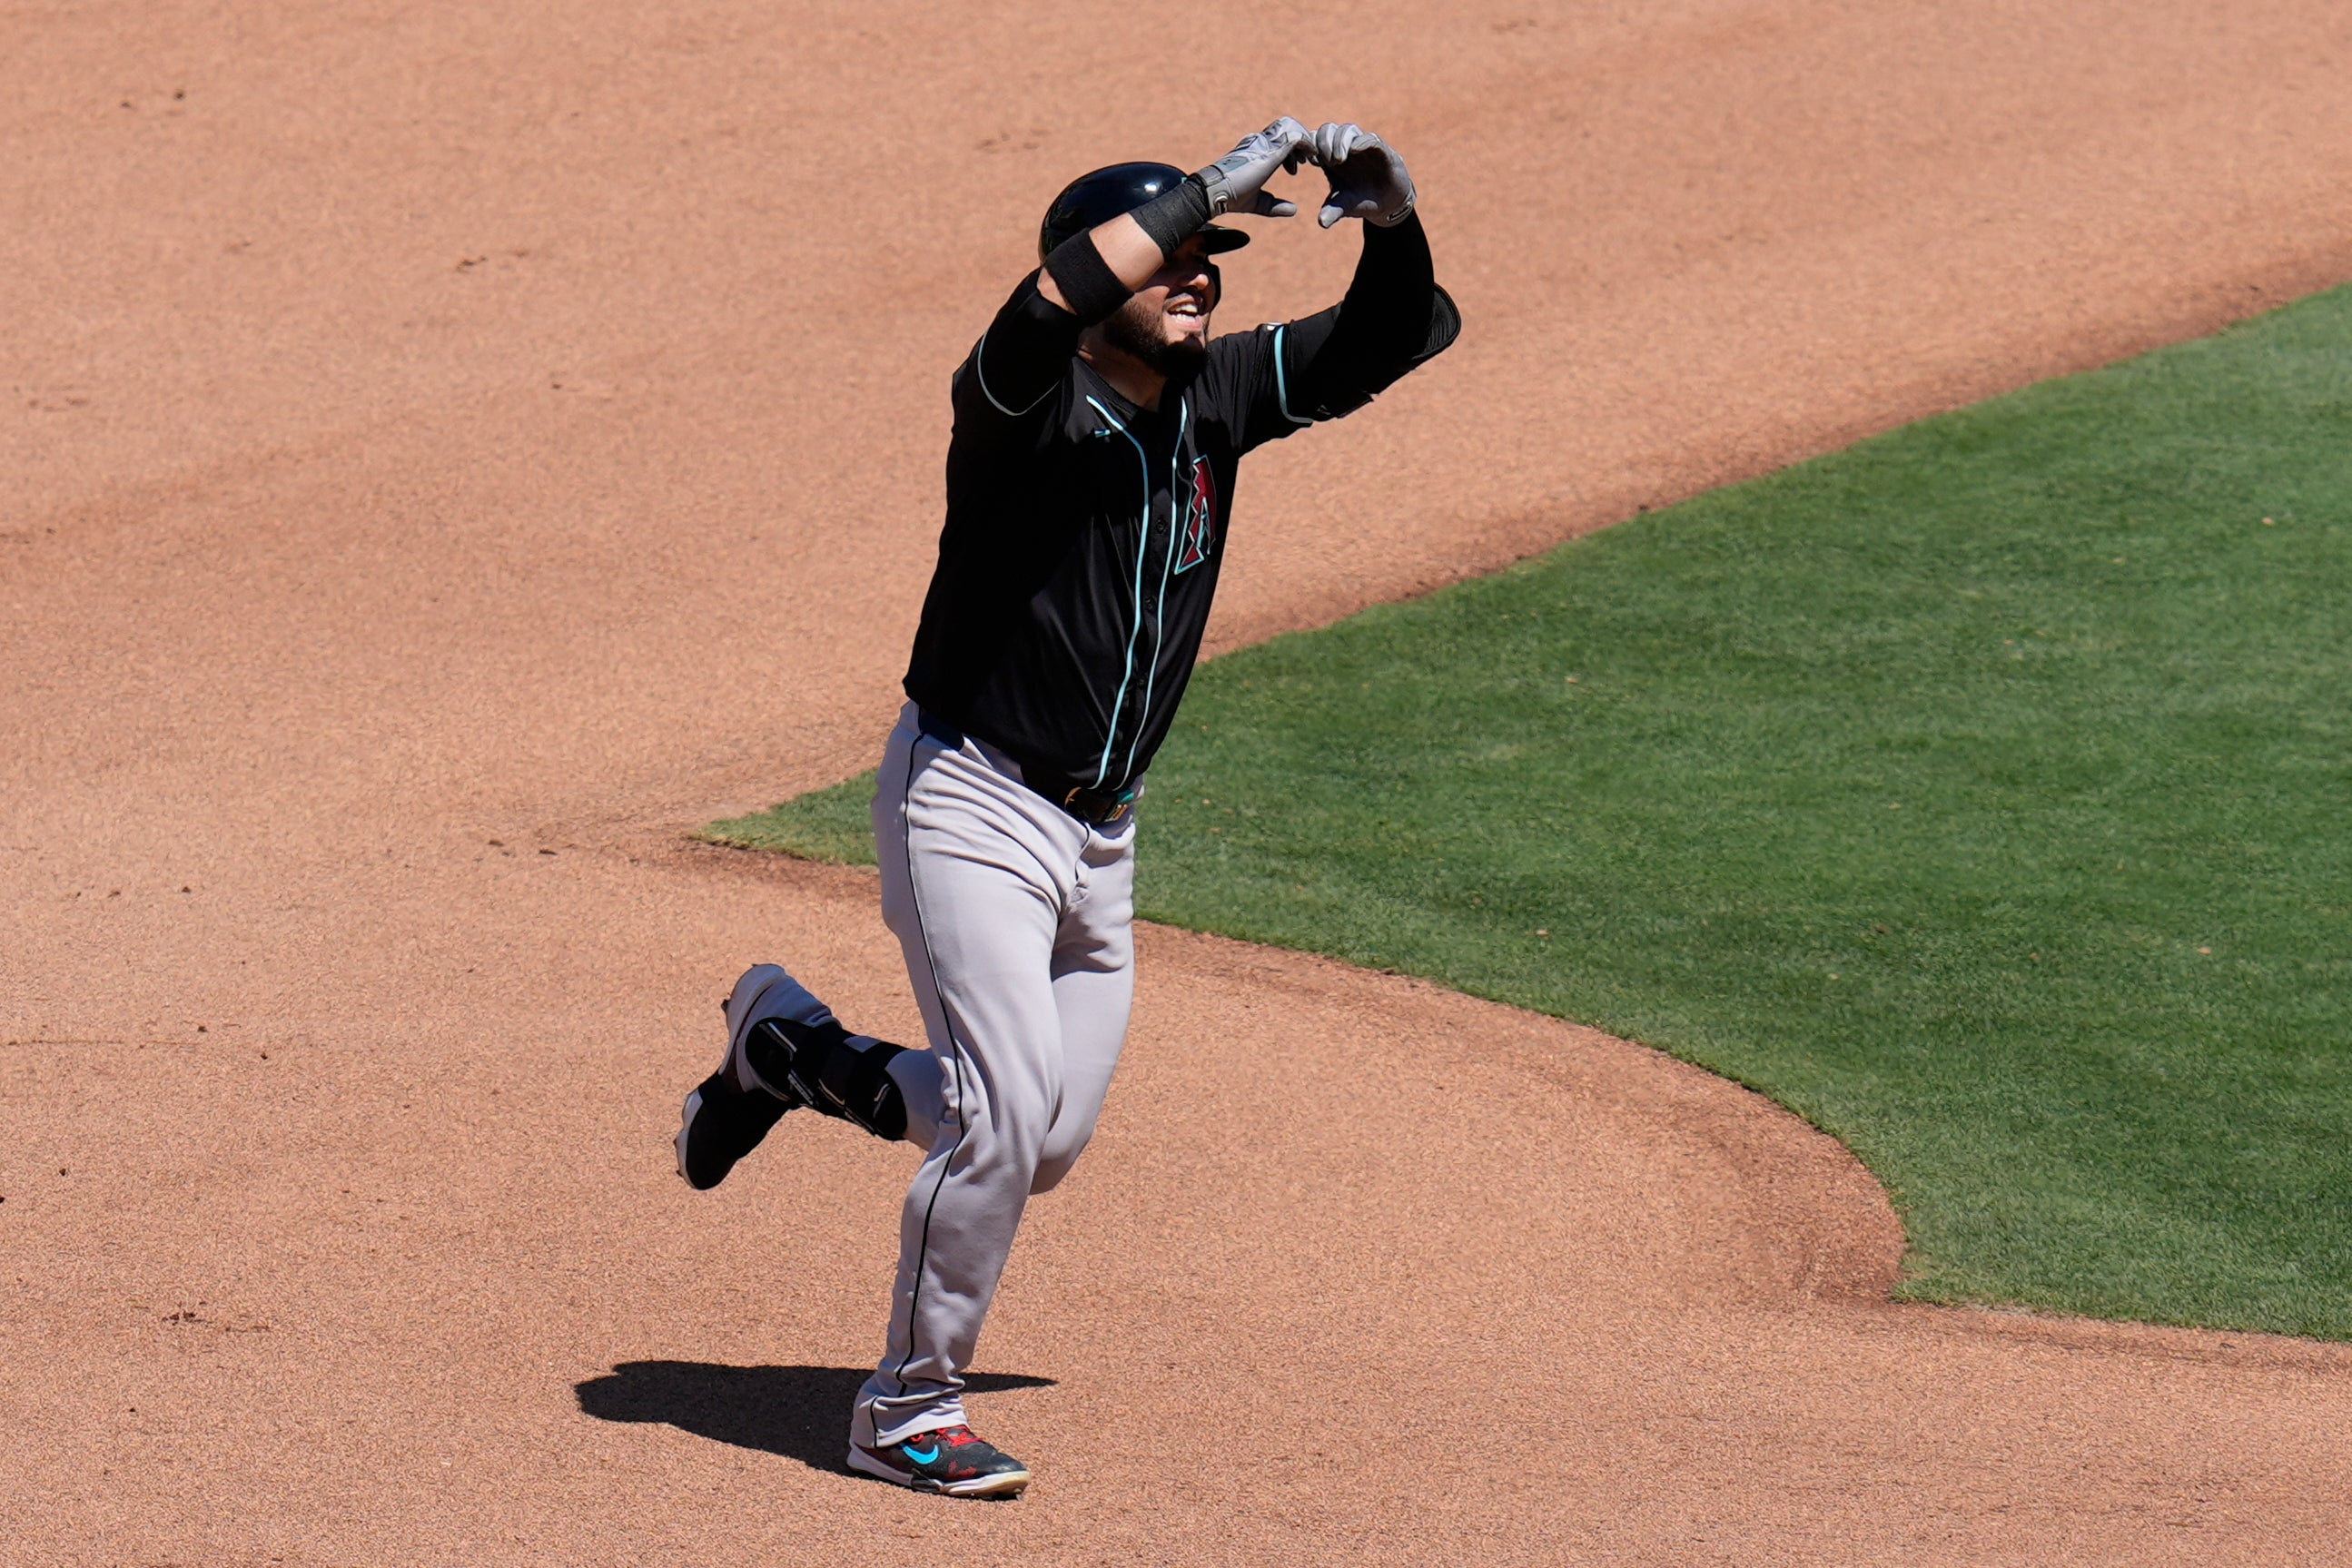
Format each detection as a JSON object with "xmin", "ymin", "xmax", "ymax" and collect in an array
[{"xmin": 849, "ymin": 1425, "xmax": 1032, "ymax": 1499}]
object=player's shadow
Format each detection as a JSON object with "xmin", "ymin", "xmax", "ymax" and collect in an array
[{"xmin": 575, "ymin": 1361, "xmax": 1054, "ymax": 1473}]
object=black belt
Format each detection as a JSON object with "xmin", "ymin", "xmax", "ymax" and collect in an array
[{"xmin": 917, "ymin": 707, "xmax": 1140, "ymax": 827}]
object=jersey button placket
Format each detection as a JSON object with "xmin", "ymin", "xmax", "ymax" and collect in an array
[
  {"xmin": 1127, "ymin": 409, "xmax": 1189, "ymax": 784},
  {"xmin": 1130, "ymin": 448, "xmax": 1174, "ymax": 776}
]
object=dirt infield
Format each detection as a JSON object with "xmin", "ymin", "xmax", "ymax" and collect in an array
[{"xmin": 8, "ymin": 2, "xmax": 2352, "ymax": 1561}]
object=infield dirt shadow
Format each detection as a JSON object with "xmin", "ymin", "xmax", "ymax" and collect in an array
[{"xmin": 576, "ymin": 1362, "xmax": 1055, "ymax": 1472}]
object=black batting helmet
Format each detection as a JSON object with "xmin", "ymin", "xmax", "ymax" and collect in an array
[{"xmin": 1037, "ymin": 162, "xmax": 1251, "ymax": 262}]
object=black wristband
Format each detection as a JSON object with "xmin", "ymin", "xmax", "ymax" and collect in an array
[
  {"xmin": 1131, "ymin": 173, "xmax": 1214, "ymax": 256},
  {"xmin": 1041, "ymin": 232, "xmax": 1132, "ymax": 327}
]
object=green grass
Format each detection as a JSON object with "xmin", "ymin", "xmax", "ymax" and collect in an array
[
  {"xmin": 707, "ymin": 286, "xmax": 2352, "ymax": 1337},
  {"xmin": 707, "ymin": 794, "xmax": 878, "ymax": 866}
]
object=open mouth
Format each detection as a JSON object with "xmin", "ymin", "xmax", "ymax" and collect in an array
[{"xmin": 1166, "ymin": 297, "xmax": 1208, "ymax": 336}]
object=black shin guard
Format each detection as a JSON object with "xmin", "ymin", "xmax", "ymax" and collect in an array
[
  {"xmin": 815, "ymin": 1036, "xmax": 909, "ymax": 1141},
  {"xmin": 745, "ymin": 1017, "xmax": 907, "ymax": 1141},
  {"xmin": 743, "ymin": 1015, "xmax": 832, "ymax": 1107}
]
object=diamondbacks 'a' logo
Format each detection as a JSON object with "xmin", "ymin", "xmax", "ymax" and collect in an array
[{"xmin": 1174, "ymin": 457, "xmax": 1216, "ymax": 574}]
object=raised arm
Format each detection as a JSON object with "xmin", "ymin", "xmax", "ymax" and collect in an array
[
  {"xmin": 961, "ymin": 119, "xmax": 1312, "ymax": 423},
  {"xmin": 1280, "ymin": 124, "xmax": 1460, "ymax": 422}
]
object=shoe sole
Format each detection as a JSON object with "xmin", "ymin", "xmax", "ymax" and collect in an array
[
  {"xmin": 846, "ymin": 1445, "xmax": 1031, "ymax": 1498},
  {"xmin": 673, "ymin": 1083, "xmax": 712, "ymax": 1186},
  {"xmin": 674, "ymin": 964, "xmax": 795, "ymax": 1185}
]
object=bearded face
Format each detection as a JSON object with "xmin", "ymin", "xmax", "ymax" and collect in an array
[
  {"xmin": 1100, "ymin": 288, "xmax": 1211, "ymax": 376},
  {"xmin": 1096, "ymin": 241, "xmax": 1220, "ymax": 380}
]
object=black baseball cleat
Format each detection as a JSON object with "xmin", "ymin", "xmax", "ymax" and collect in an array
[
  {"xmin": 848, "ymin": 1425, "xmax": 1032, "ymax": 1499},
  {"xmin": 674, "ymin": 963, "xmax": 833, "ymax": 1190}
]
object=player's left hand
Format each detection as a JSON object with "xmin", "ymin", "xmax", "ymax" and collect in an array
[{"xmin": 1309, "ymin": 123, "xmax": 1416, "ymax": 229}]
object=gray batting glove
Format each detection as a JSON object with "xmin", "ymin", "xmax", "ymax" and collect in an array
[
  {"xmin": 1310, "ymin": 122, "xmax": 1416, "ymax": 228},
  {"xmin": 1195, "ymin": 116, "xmax": 1312, "ymax": 219}
]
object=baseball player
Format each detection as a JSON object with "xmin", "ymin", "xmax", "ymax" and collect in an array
[{"xmin": 676, "ymin": 115, "xmax": 1459, "ymax": 1498}]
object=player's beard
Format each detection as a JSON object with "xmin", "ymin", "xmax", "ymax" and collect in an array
[{"xmin": 1102, "ymin": 294, "xmax": 1211, "ymax": 383}]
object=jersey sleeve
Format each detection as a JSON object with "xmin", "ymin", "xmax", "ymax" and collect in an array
[
  {"xmin": 949, "ymin": 270, "xmax": 1084, "ymax": 451},
  {"xmin": 1283, "ymin": 213, "xmax": 1461, "ymax": 423},
  {"xmin": 1195, "ymin": 321, "xmax": 1319, "ymax": 455},
  {"xmin": 1200, "ymin": 214, "xmax": 1462, "ymax": 452}
]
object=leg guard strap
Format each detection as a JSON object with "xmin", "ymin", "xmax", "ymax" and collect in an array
[
  {"xmin": 818, "ymin": 1037, "xmax": 909, "ymax": 1142},
  {"xmin": 746, "ymin": 1017, "xmax": 907, "ymax": 1141}
]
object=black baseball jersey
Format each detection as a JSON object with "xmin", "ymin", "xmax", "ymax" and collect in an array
[{"xmin": 903, "ymin": 215, "xmax": 1460, "ymax": 798}]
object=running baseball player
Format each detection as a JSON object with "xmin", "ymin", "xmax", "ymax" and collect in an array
[{"xmin": 676, "ymin": 115, "xmax": 1459, "ymax": 1498}]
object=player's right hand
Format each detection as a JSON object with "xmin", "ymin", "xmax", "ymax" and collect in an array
[{"xmin": 1194, "ymin": 117, "xmax": 1311, "ymax": 219}]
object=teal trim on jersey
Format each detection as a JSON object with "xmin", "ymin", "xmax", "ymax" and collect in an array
[
  {"xmin": 1085, "ymin": 395, "xmax": 1153, "ymax": 788},
  {"xmin": 1271, "ymin": 322, "xmax": 1312, "ymax": 427},
  {"xmin": 1120, "ymin": 397, "xmax": 1189, "ymax": 783},
  {"xmin": 973, "ymin": 331, "xmax": 1053, "ymax": 419}
]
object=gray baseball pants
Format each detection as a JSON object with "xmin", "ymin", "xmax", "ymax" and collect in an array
[{"xmin": 851, "ymin": 704, "xmax": 1138, "ymax": 1449}]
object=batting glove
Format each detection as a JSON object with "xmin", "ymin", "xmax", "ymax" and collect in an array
[
  {"xmin": 1310, "ymin": 122, "xmax": 1416, "ymax": 228},
  {"xmin": 1195, "ymin": 116, "xmax": 1312, "ymax": 219}
]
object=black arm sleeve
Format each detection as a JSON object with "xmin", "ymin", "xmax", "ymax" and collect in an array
[
  {"xmin": 1040, "ymin": 174, "xmax": 1215, "ymax": 328},
  {"xmin": 1281, "ymin": 212, "xmax": 1462, "ymax": 421},
  {"xmin": 964, "ymin": 270, "xmax": 1086, "ymax": 422},
  {"xmin": 1041, "ymin": 232, "xmax": 1132, "ymax": 327}
]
